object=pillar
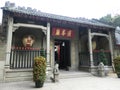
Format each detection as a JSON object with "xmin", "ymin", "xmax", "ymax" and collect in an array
[
  {"xmin": 88, "ymin": 29, "xmax": 94, "ymax": 71},
  {"xmin": 46, "ymin": 22, "xmax": 50, "ymax": 66},
  {"xmin": 5, "ymin": 17, "xmax": 13, "ymax": 69},
  {"xmin": 108, "ymin": 31, "xmax": 115, "ymax": 71}
]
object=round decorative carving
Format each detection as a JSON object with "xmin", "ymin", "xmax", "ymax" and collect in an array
[
  {"xmin": 92, "ymin": 41, "xmax": 96, "ymax": 50},
  {"xmin": 22, "ymin": 35, "xmax": 35, "ymax": 47}
]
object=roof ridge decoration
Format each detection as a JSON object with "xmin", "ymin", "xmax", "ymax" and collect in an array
[
  {"xmin": 4, "ymin": 1, "xmax": 41, "ymax": 15},
  {"xmin": 5, "ymin": 1, "xmax": 15, "ymax": 8}
]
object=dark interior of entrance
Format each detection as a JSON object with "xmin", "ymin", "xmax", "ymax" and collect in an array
[{"xmin": 54, "ymin": 40, "xmax": 71, "ymax": 70}]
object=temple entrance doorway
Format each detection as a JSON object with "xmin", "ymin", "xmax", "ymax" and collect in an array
[{"xmin": 54, "ymin": 39, "xmax": 71, "ymax": 71}]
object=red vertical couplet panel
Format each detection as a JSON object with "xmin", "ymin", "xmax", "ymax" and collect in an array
[{"xmin": 52, "ymin": 27, "xmax": 74, "ymax": 38}]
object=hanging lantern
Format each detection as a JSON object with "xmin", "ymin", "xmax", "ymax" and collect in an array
[{"xmin": 22, "ymin": 35, "xmax": 35, "ymax": 47}]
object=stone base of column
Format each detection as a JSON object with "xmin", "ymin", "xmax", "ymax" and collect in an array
[
  {"xmin": 90, "ymin": 66, "xmax": 98, "ymax": 76},
  {"xmin": 46, "ymin": 64, "xmax": 52, "ymax": 82},
  {"xmin": 90, "ymin": 66, "xmax": 113, "ymax": 76}
]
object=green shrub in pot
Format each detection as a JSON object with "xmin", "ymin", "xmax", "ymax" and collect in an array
[{"xmin": 33, "ymin": 56, "xmax": 46, "ymax": 88}]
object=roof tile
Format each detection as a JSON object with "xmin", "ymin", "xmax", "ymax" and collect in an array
[{"xmin": 1, "ymin": 1, "xmax": 115, "ymax": 29}]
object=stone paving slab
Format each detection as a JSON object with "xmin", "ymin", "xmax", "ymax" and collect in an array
[{"xmin": 0, "ymin": 74, "xmax": 120, "ymax": 90}]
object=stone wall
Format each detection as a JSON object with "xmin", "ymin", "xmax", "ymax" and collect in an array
[
  {"xmin": 0, "ymin": 41, "xmax": 6, "ymax": 61},
  {"xmin": 111, "ymin": 30, "xmax": 120, "ymax": 58},
  {"xmin": 70, "ymin": 27, "xmax": 79, "ymax": 70},
  {"xmin": 0, "ymin": 39, "xmax": 6, "ymax": 81}
]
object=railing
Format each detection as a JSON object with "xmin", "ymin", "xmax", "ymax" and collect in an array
[
  {"xmin": 79, "ymin": 51, "xmax": 112, "ymax": 67},
  {"xmin": 93, "ymin": 50, "xmax": 112, "ymax": 66},
  {"xmin": 79, "ymin": 52, "xmax": 90, "ymax": 66},
  {"xmin": 10, "ymin": 47, "xmax": 46, "ymax": 69}
]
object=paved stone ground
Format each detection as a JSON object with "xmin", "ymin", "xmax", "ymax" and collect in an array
[{"xmin": 0, "ymin": 73, "xmax": 120, "ymax": 90}]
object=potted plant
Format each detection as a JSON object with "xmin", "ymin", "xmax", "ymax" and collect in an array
[
  {"xmin": 33, "ymin": 56, "xmax": 46, "ymax": 88},
  {"xmin": 113, "ymin": 56, "xmax": 120, "ymax": 78}
]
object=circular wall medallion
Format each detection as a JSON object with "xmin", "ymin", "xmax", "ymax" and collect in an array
[
  {"xmin": 92, "ymin": 41, "xmax": 96, "ymax": 50},
  {"xmin": 22, "ymin": 35, "xmax": 35, "ymax": 47}
]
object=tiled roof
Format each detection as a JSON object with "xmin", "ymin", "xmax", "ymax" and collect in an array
[{"xmin": 1, "ymin": 1, "xmax": 115, "ymax": 29}]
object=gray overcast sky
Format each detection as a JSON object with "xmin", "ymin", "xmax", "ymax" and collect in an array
[{"xmin": 0, "ymin": 0, "xmax": 120, "ymax": 23}]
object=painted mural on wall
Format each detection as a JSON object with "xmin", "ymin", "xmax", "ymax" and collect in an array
[{"xmin": 115, "ymin": 26, "xmax": 120, "ymax": 45}]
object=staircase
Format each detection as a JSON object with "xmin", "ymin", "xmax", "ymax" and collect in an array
[
  {"xmin": 3, "ymin": 69, "xmax": 92, "ymax": 82},
  {"xmin": 4, "ymin": 69, "xmax": 33, "ymax": 82}
]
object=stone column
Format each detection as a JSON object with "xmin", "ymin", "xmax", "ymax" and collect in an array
[
  {"xmin": 88, "ymin": 29, "xmax": 94, "ymax": 72},
  {"xmin": 47, "ymin": 22, "xmax": 50, "ymax": 65},
  {"xmin": 108, "ymin": 31, "xmax": 115, "ymax": 71},
  {"xmin": 5, "ymin": 17, "xmax": 13, "ymax": 69},
  {"xmin": 46, "ymin": 22, "xmax": 52, "ymax": 82}
]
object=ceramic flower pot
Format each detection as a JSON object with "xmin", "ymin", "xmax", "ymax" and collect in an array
[
  {"xmin": 33, "ymin": 56, "xmax": 46, "ymax": 88},
  {"xmin": 35, "ymin": 81, "xmax": 44, "ymax": 88}
]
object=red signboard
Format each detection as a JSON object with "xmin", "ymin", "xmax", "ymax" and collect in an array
[{"xmin": 52, "ymin": 27, "xmax": 74, "ymax": 38}]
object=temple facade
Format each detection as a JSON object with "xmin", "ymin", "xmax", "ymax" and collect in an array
[{"xmin": 0, "ymin": 2, "xmax": 116, "ymax": 82}]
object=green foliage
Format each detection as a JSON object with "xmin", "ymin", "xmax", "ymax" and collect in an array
[
  {"xmin": 99, "ymin": 50, "xmax": 108, "ymax": 65},
  {"xmin": 99, "ymin": 14, "xmax": 113, "ymax": 25},
  {"xmin": 40, "ymin": 48, "xmax": 46, "ymax": 58},
  {"xmin": 113, "ymin": 15, "xmax": 120, "ymax": 26},
  {"xmin": 33, "ymin": 56, "xmax": 46, "ymax": 82},
  {"xmin": 114, "ymin": 56, "xmax": 120, "ymax": 73},
  {"xmin": 99, "ymin": 14, "xmax": 120, "ymax": 27}
]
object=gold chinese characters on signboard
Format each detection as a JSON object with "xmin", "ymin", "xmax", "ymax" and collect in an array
[{"xmin": 52, "ymin": 27, "xmax": 74, "ymax": 38}]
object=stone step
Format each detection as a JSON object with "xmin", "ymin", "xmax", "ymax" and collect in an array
[
  {"xmin": 4, "ymin": 69, "xmax": 33, "ymax": 82},
  {"xmin": 4, "ymin": 68, "xmax": 53, "ymax": 82},
  {"xmin": 4, "ymin": 68, "xmax": 92, "ymax": 82},
  {"xmin": 59, "ymin": 71, "xmax": 92, "ymax": 79}
]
